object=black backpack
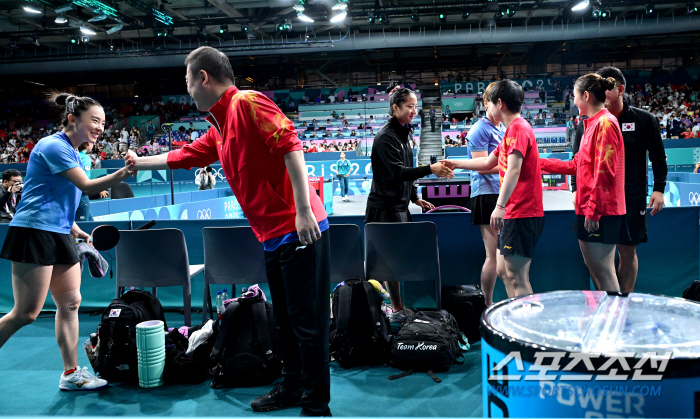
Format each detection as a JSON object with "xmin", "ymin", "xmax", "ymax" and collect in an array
[
  {"xmin": 389, "ymin": 310, "xmax": 465, "ymax": 383},
  {"xmin": 328, "ymin": 279, "xmax": 391, "ymax": 368},
  {"xmin": 163, "ymin": 321, "xmax": 219, "ymax": 384},
  {"xmin": 683, "ymin": 280, "xmax": 700, "ymax": 302},
  {"xmin": 442, "ymin": 285, "xmax": 487, "ymax": 343},
  {"xmin": 93, "ymin": 289, "xmax": 167, "ymax": 382},
  {"xmin": 209, "ymin": 298, "xmax": 282, "ymax": 389}
]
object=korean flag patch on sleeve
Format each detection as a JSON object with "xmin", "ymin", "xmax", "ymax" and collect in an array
[
  {"xmin": 622, "ymin": 123, "xmax": 635, "ymax": 132},
  {"xmin": 109, "ymin": 309, "xmax": 121, "ymax": 318}
]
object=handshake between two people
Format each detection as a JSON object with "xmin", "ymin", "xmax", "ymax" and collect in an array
[{"xmin": 429, "ymin": 161, "xmax": 455, "ymax": 179}]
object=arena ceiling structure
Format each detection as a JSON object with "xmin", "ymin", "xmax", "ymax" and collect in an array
[{"xmin": 1, "ymin": 0, "xmax": 699, "ymax": 85}]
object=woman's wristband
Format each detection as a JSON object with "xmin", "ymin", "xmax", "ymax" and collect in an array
[{"xmin": 496, "ymin": 204, "xmax": 505, "ymax": 210}]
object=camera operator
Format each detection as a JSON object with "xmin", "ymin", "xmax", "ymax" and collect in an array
[
  {"xmin": 195, "ymin": 166, "xmax": 216, "ymax": 190},
  {"xmin": 0, "ymin": 169, "xmax": 22, "ymax": 223}
]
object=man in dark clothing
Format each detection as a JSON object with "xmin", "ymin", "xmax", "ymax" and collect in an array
[
  {"xmin": 429, "ymin": 106, "xmax": 436, "ymax": 132},
  {"xmin": 0, "ymin": 169, "xmax": 22, "ymax": 223},
  {"xmin": 572, "ymin": 67, "xmax": 667, "ymax": 292},
  {"xmin": 366, "ymin": 87, "xmax": 453, "ymax": 323}
]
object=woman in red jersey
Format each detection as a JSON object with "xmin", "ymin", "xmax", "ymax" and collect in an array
[{"xmin": 540, "ymin": 74, "xmax": 630, "ymax": 291}]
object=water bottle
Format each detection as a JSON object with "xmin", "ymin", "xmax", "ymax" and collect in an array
[
  {"xmin": 216, "ymin": 291, "xmax": 224, "ymax": 321},
  {"xmin": 222, "ymin": 288, "xmax": 229, "ymax": 302}
]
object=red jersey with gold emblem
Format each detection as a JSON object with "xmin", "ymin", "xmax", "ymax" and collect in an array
[
  {"xmin": 167, "ymin": 86, "xmax": 327, "ymax": 242},
  {"xmin": 540, "ymin": 108, "xmax": 625, "ymax": 221},
  {"xmin": 493, "ymin": 117, "xmax": 544, "ymax": 219}
]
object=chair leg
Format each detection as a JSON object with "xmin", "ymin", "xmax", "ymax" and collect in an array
[
  {"xmin": 183, "ymin": 286, "xmax": 191, "ymax": 327},
  {"xmin": 202, "ymin": 285, "xmax": 211, "ymax": 324}
]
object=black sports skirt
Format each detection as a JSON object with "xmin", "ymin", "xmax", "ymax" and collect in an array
[{"xmin": 0, "ymin": 226, "xmax": 80, "ymax": 265}]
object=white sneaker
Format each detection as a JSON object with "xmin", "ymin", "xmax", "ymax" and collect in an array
[
  {"xmin": 59, "ymin": 367, "xmax": 109, "ymax": 391},
  {"xmin": 343, "ymin": 196, "xmax": 349, "ymax": 201}
]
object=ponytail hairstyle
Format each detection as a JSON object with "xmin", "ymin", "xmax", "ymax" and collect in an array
[
  {"xmin": 574, "ymin": 73, "xmax": 617, "ymax": 104},
  {"xmin": 47, "ymin": 91, "xmax": 102, "ymax": 129},
  {"xmin": 386, "ymin": 82, "xmax": 416, "ymax": 117}
]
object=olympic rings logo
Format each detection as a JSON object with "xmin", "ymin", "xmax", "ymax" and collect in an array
[
  {"xmin": 453, "ymin": 102, "xmax": 463, "ymax": 107},
  {"xmin": 197, "ymin": 209, "xmax": 212, "ymax": 219},
  {"xmin": 689, "ymin": 192, "xmax": 700, "ymax": 206}
]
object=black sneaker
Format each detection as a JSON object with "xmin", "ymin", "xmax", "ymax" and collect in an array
[
  {"xmin": 300, "ymin": 407, "xmax": 332, "ymax": 417},
  {"xmin": 251, "ymin": 383, "xmax": 303, "ymax": 412}
]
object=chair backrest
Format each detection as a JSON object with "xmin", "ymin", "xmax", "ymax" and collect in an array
[
  {"xmin": 329, "ymin": 224, "xmax": 365, "ymax": 282},
  {"xmin": 364, "ymin": 222, "xmax": 442, "ymax": 308},
  {"xmin": 115, "ymin": 228, "xmax": 192, "ymax": 292},
  {"xmin": 202, "ymin": 226, "xmax": 267, "ymax": 285},
  {"xmin": 111, "ymin": 182, "xmax": 134, "ymax": 199}
]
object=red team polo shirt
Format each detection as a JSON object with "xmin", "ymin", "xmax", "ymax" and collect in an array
[{"xmin": 493, "ymin": 116, "xmax": 544, "ymax": 219}]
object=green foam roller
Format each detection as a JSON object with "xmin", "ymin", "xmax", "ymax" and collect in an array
[{"xmin": 136, "ymin": 320, "xmax": 165, "ymax": 388}]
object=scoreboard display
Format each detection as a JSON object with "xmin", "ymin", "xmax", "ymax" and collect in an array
[{"xmin": 541, "ymin": 172, "xmax": 568, "ymax": 190}]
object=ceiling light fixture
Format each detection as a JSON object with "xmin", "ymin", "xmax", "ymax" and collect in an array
[
  {"xmin": 107, "ymin": 24, "xmax": 123, "ymax": 34},
  {"xmin": 297, "ymin": 13, "xmax": 314, "ymax": 22},
  {"xmin": 332, "ymin": 0, "xmax": 348, "ymax": 11},
  {"xmin": 331, "ymin": 11, "xmax": 347, "ymax": 22},
  {"xmin": 55, "ymin": 14, "xmax": 67, "ymax": 23},
  {"xmin": 571, "ymin": 0, "xmax": 590, "ymax": 12},
  {"xmin": 80, "ymin": 26, "xmax": 97, "ymax": 35},
  {"xmin": 23, "ymin": 5, "xmax": 42, "ymax": 14}
]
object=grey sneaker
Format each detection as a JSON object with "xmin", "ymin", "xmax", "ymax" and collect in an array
[{"xmin": 388, "ymin": 307, "xmax": 413, "ymax": 324}]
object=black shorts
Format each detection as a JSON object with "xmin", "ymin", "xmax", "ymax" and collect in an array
[
  {"xmin": 469, "ymin": 194, "xmax": 498, "ymax": 226},
  {"xmin": 0, "ymin": 226, "xmax": 79, "ymax": 266},
  {"xmin": 574, "ymin": 214, "xmax": 632, "ymax": 245},
  {"xmin": 619, "ymin": 203, "xmax": 648, "ymax": 246},
  {"xmin": 498, "ymin": 217, "xmax": 545, "ymax": 259},
  {"xmin": 364, "ymin": 206, "xmax": 413, "ymax": 223}
]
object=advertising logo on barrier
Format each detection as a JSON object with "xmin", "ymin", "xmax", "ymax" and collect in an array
[
  {"xmin": 690, "ymin": 192, "xmax": 700, "ymax": 206},
  {"xmin": 481, "ymin": 340, "xmax": 697, "ymax": 418}
]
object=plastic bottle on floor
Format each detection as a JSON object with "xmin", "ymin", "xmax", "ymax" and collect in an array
[{"xmin": 216, "ymin": 291, "xmax": 224, "ymax": 321}]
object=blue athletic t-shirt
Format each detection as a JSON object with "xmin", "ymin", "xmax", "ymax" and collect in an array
[
  {"xmin": 79, "ymin": 150, "xmax": 92, "ymax": 197},
  {"xmin": 466, "ymin": 117, "xmax": 504, "ymax": 197},
  {"xmin": 263, "ymin": 218, "xmax": 329, "ymax": 252},
  {"xmin": 11, "ymin": 132, "xmax": 82, "ymax": 234}
]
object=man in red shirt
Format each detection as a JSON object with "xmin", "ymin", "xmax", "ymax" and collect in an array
[
  {"xmin": 125, "ymin": 47, "xmax": 331, "ymax": 416},
  {"xmin": 442, "ymin": 80, "xmax": 544, "ymax": 297}
]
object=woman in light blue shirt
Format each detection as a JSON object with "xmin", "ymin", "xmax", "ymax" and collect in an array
[
  {"xmin": 336, "ymin": 152, "xmax": 352, "ymax": 201},
  {"xmin": 0, "ymin": 92, "xmax": 135, "ymax": 391}
]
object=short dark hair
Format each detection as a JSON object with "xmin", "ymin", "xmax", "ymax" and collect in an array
[
  {"xmin": 487, "ymin": 80, "xmax": 524, "ymax": 113},
  {"xmin": 2, "ymin": 169, "xmax": 21, "ymax": 182},
  {"xmin": 597, "ymin": 66, "xmax": 626, "ymax": 87},
  {"xmin": 184, "ymin": 46, "xmax": 234, "ymax": 84}
]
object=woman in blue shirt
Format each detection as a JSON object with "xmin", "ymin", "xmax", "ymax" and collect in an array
[
  {"xmin": 465, "ymin": 83, "xmax": 509, "ymax": 305},
  {"xmin": 336, "ymin": 152, "xmax": 352, "ymax": 201},
  {"xmin": 0, "ymin": 92, "xmax": 135, "ymax": 391}
]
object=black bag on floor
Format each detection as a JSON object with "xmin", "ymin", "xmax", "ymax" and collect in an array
[
  {"xmin": 329, "ymin": 279, "xmax": 391, "ymax": 368},
  {"xmin": 209, "ymin": 297, "xmax": 282, "ymax": 388},
  {"xmin": 442, "ymin": 285, "xmax": 487, "ymax": 343},
  {"xmin": 389, "ymin": 310, "xmax": 465, "ymax": 382},
  {"xmin": 93, "ymin": 289, "xmax": 167, "ymax": 382},
  {"xmin": 683, "ymin": 280, "xmax": 700, "ymax": 302},
  {"xmin": 163, "ymin": 321, "xmax": 218, "ymax": 384}
]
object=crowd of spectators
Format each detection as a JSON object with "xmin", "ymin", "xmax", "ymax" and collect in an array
[{"xmin": 622, "ymin": 81, "xmax": 700, "ymax": 139}]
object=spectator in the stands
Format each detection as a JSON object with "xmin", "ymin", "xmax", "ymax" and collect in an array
[
  {"xmin": 191, "ymin": 128, "xmax": 200, "ymax": 142},
  {"xmin": 368, "ymin": 115, "xmax": 375, "ymax": 124},
  {"xmin": 195, "ymin": 166, "xmax": 216, "ymax": 190},
  {"xmin": 695, "ymin": 161, "xmax": 700, "ymax": 174},
  {"xmin": 328, "ymin": 93, "xmax": 336, "ymax": 103},
  {"xmin": 146, "ymin": 120, "xmax": 154, "ymax": 143},
  {"xmin": 444, "ymin": 105, "xmax": 451, "ymax": 121},
  {"xmin": 350, "ymin": 130, "xmax": 356, "ymax": 137},
  {"xmin": 0, "ymin": 169, "xmax": 22, "ymax": 223},
  {"xmin": 331, "ymin": 111, "xmax": 338, "ymax": 119},
  {"xmin": 302, "ymin": 93, "xmax": 310, "ymax": 104},
  {"xmin": 288, "ymin": 100, "xmax": 296, "ymax": 112},
  {"xmin": 681, "ymin": 127, "xmax": 694, "ymax": 139},
  {"xmin": 315, "ymin": 94, "xmax": 322, "ymax": 104}
]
